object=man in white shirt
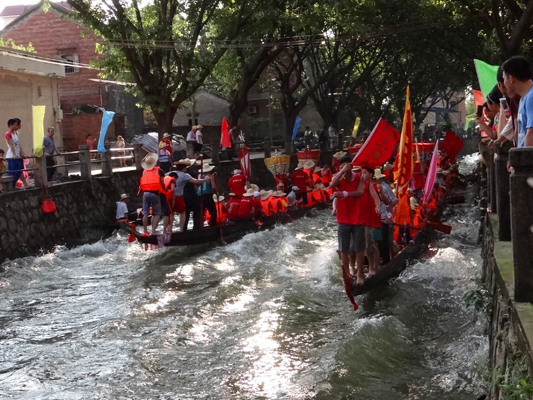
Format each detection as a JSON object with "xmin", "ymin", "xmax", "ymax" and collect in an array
[{"xmin": 116, "ymin": 193, "xmax": 130, "ymax": 223}]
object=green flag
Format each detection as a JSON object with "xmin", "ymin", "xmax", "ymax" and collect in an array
[{"xmin": 474, "ymin": 59, "xmax": 499, "ymax": 99}]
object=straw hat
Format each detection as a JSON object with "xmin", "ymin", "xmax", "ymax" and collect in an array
[
  {"xmin": 373, "ymin": 168, "xmax": 386, "ymax": 180},
  {"xmin": 141, "ymin": 153, "xmax": 158, "ymax": 170},
  {"xmin": 272, "ymin": 190, "xmax": 286, "ymax": 197},
  {"xmin": 249, "ymin": 183, "xmax": 259, "ymax": 192},
  {"xmin": 213, "ymin": 194, "xmax": 225, "ymax": 203},
  {"xmin": 120, "ymin": 193, "xmax": 129, "ymax": 200},
  {"xmin": 174, "ymin": 159, "xmax": 193, "ymax": 167},
  {"xmin": 333, "ymin": 151, "xmax": 347, "ymax": 159},
  {"xmin": 243, "ymin": 188, "xmax": 256, "ymax": 197},
  {"xmin": 192, "ymin": 125, "xmax": 198, "ymax": 130},
  {"xmin": 292, "ymin": 186, "xmax": 299, "ymax": 191},
  {"xmin": 196, "ymin": 125, "xmax": 203, "ymax": 129},
  {"xmin": 303, "ymin": 160, "xmax": 315, "ymax": 170},
  {"xmin": 163, "ymin": 132, "xmax": 171, "ymax": 138},
  {"xmin": 260, "ymin": 190, "xmax": 273, "ymax": 201},
  {"xmin": 228, "ymin": 192, "xmax": 237, "ymax": 197},
  {"xmin": 352, "ymin": 165, "xmax": 361, "ymax": 171},
  {"xmin": 314, "ymin": 166, "xmax": 323, "ymax": 174},
  {"xmin": 383, "ymin": 162, "xmax": 394, "ymax": 170},
  {"xmin": 159, "ymin": 141, "xmax": 167, "ymax": 149},
  {"xmin": 232, "ymin": 169, "xmax": 242, "ymax": 175},
  {"xmin": 436, "ymin": 168, "xmax": 444, "ymax": 174},
  {"xmin": 202, "ymin": 164, "xmax": 215, "ymax": 173},
  {"xmin": 314, "ymin": 183, "xmax": 326, "ymax": 190},
  {"xmin": 295, "ymin": 163, "xmax": 304, "ymax": 170}
]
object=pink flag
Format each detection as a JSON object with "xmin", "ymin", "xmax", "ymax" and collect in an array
[
  {"xmin": 422, "ymin": 140, "xmax": 439, "ymax": 205},
  {"xmin": 239, "ymin": 146, "xmax": 251, "ymax": 180},
  {"xmin": 221, "ymin": 117, "xmax": 232, "ymax": 148}
]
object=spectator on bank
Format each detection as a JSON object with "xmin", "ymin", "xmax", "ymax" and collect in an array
[
  {"xmin": 116, "ymin": 135, "xmax": 127, "ymax": 167},
  {"xmin": 5, "ymin": 118, "xmax": 29, "ymax": 189},
  {"xmin": 158, "ymin": 142, "xmax": 172, "ymax": 173},
  {"xmin": 502, "ymin": 55, "xmax": 533, "ymax": 147},
  {"xmin": 86, "ymin": 133, "xmax": 97, "ymax": 159},
  {"xmin": 304, "ymin": 126, "xmax": 312, "ymax": 148},
  {"xmin": 496, "ymin": 67, "xmax": 520, "ymax": 145},
  {"xmin": 160, "ymin": 132, "xmax": 172, "ymax": 154},
  {"xmin": 43, "ymin": 126, "xmax": 60, "ymax": 182}
]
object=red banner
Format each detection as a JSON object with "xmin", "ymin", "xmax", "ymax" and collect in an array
[
  {"xmin": 394, "ymin": 86, "xmax": 414, "ymax": 197},
  {"xmin": 442, "ymin": 130, "xmax": 464, "ymax": 164},
  {"xmin": 351, "ymin": 118, "xmax": 400, "ymax": 168},
  {"xmin": 239, "ymin": 146, "xmax": 251, "ymax": 180}
]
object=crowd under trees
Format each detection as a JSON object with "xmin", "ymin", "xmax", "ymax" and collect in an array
[{"xmin": 64, "ymin": 0, "xmax": 533, "ymax": 146}]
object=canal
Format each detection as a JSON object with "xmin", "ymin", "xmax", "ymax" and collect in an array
[{"xmin": 0, "ymin": 154, "xmax": 487, "ymax": 399}]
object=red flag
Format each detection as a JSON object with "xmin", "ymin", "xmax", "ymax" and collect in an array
[
  {"xmin": 352, "ymin": 118, "xmax": 400, "ymax": 168},
  {"xmin": 442, "ymin": 130, "xmax": 464, "ymax": 164},
  {"xmin": 473, "ymin": 90, "xmax": 484, "ymax": 107},
  {"xmin": 394, "ymin": 86, "xmax": 414, "ymax": 197},
  {"xmin": 221, "ymin": 117, "xmax": 232, "ymax": 148},
  {"xmin": 239, "ymin": 146, "xmax": 251, "ymax": 180}
]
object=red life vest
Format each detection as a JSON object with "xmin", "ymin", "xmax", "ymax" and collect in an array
[
  {"xmin": 215, "ymin": 203, "xmax": 228, "ymax": 224},
  {"xmin": 163, "ymin": 175, "xmax": 175, "ymax": 201},
  {"xmin": 140, "ymin": 168, "xmax": 162, "ymax": 192}
]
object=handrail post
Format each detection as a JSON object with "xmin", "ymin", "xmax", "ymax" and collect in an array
[
  {"xmin": 509, "ymin": 147, "xmax": 533, "ymax": 302},
  {"xmin": 211, "ymin": 140, "xmax": 220, "ymax": 165},
  {"xmin": 35, "ymin": 155, "xmax": 48, "ymax": 188},
  {"xmin": 56, "ymin": 146, "xmax": 68, "ymax": 177},
  {"xmin": 101, "ymin": 145, "xmax": 113, "ymax": 177},
  {"xmin": 495, "ymin": 142, "xmax": 512, "ymax": 240},
  {"xmin": 79, "ymin": 145, "xmax": 91, "ymax": 181},
  {"xmin": 133, "ymin": 143, "xmax": 143, "ymax": 170},
  {"xmin": 1, "ymin": 175, "xmax": 14, "ymax": 192}
]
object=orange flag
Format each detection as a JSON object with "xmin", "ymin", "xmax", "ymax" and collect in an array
[{"xmin": 393, "ymin": 86, "xmax": 414, "ymax": 197}]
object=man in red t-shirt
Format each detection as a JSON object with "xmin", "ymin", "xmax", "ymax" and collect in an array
[
  {"xmin": 228, "ymin": 169, "xmax": 246, "ymax": 198},
  {"xmin": 226, "ymin": 193, "xmax": 241, "ymax": 221},
  {"xmin": 290, "ymin": 165, "xmax": 311, "ymax": 204},
  {"xmin": 237, "ymin": 189, "xmax": 256, "ymax": 219}
]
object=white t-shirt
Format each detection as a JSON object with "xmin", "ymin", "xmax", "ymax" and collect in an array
[
  {"xmin": 5, "ymin": 130, "xmax": 20, "ymax": 158},
  {"xmin": 186, "ymin": 130, "xmax": 197, "ymax": 142},
  {"xmin": 196, "ymin": 130, "xmax": 203, "ymax": 144},
  {"xmin": 116, "ymin": 201, "xmax": 129, "ymax": 219}
]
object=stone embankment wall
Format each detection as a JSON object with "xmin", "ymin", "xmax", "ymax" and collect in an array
[{"xmin": 483, "ymin": 214, "xmax": 533, "ymax": 398}]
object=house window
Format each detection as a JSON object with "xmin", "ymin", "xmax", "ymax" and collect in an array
[{"xmin": 61, "ymin": 54, "xmax": 79, "ymax": 74}]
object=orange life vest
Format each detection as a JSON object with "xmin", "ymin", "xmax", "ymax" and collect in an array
[
  {"xmin": 215, "ymin": 203, "xmax": 227, "ymax": 224},
  {"xmin": 261, "ymin": 199, "xmax": 273, "ymax": 216},
  {"xmin": 163, "ymin": 175, "xmax": 175, "ymax": 200},
  {"xmin": 140, "ymin": 168, "xmax": 162, "ymax": 193}
]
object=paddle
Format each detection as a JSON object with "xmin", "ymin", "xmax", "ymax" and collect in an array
[{"xmin": 213, "ymin": 172, "xmax": 226, "ymax": 245}]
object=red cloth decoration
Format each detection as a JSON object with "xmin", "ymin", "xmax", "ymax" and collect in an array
[
  {"xmin": 220, "ymin": 117, "xmax": 232, "ymax": 148},
  {"xmin": 442, "ymin": 130, "xmax": 464, "ymax": 164}
]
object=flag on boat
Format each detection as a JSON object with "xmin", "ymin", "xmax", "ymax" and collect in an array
[
  {"xmin": 220, "ymin": 117, "xmax": 232, "ymax": 148},
  {"xmin": 352, "ymin": 116, "xmax": 361, "ymax": 137},
  {"xmin": 422, "ymin": 140, "xmax": 439, "ymax": 205},
  {"xmin": 239, "ymin": 146, "xmax": 251, "ymax": 180},
  {"xmin": 292, "ymin": 116, "xmax": 302, "ymax": 141},
  {"xmin": 393, "ymin": 86, "xmax": 414, "ymax": 197},
  {"xmin": 473, "ymin": 89, "xmax": 484, "ymax": 106},
  {"xmin": 442, "ymin": 130, "xmax": 464, "ymax": 164},
  {"xmin": 351, "ymin": 118, "xmax": 400, "ymax": 168}
]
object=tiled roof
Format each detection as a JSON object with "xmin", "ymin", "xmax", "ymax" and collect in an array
[{"xmin": 0, "ymin": 2, "xmax": 71, "ymax": 18}]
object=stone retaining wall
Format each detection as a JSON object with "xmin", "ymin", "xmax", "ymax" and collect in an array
[{"xmin": 483, "ymin": 214, "xmax": 533, "ymax": 398}]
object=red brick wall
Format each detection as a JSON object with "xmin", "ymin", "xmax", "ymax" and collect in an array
[
  {"xmin": 3, "ymin": 7, "xmax": 111, "ymax": 151},
  {"xmin": 62, "ymin": 113, "xmax": 116, "ymax": 152}
]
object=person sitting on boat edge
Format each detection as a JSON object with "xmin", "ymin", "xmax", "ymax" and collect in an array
[
  {"xmin": 171, "ymin": 160, "xmax": 209, "ymax": 232},
  {"xmin": 290, "ymin": 163, "xmax": 311, "ymax": 204},
  {"xmin": 212, "ymin": 194, "xmax": 228, "ymax": 224},
  {"xmin": 228, "ymin": 169, "xmax": 246, "ymax": 199},
  {"xmin": 139, "ymin": 152, "xmax": 165, "ymax": 235},
  {"xmin": 271, "ymin": 190, "xmax": 289, "ymax": 213},
  {"xmin": 259, "ymin": 190, "xmax": 275, "ymax": 216},
  {"xmin": 116, "ymin": 193, "xmax": 130, "ymax": 224},
  {"xmin": 226, "ymin": 192, "xmax": 241, "ymax": 221}
]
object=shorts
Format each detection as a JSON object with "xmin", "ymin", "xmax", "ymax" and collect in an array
[
  {"xmin": 173, "ymin": 195, "xmax": 186, "ymax": 213},
  {"xmin": 372, "ymin": 227, "xmax": 382, "ymax": 242},
  {"xmin": 338, "ymin": 224, "xmax": 365, "ymax": 253},
  {"xmin": 7, "ymin": 158, "xmax": 23, "ymax": 184},
  {"xmin": 159, "ymin": 194, "xmax": 170, "ymax": 217},
  {"xmin": 143, "ymin": 191, "xmax": 161, "ymax": 216}
]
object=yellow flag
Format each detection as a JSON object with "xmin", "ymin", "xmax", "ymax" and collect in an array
[
  {"xmin": 33, "ymin": 105, "xmax": 46, "ymax": 156},
  {"xmin": 352, "ymin": 116, "xmax": 361, "ymax": 137},
  {"xmin": 393, "ymin": 86, "xmax": 414, "ymax": 197}
]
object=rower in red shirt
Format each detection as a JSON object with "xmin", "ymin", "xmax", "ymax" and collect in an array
[
  {"xmin": 290, "ymin": 164, "xmax": 311, "ymax": 204},
  {"xmin": 228, "ymin": 169, "xmax": 246, "ymax": 199},
  {"xmin": 226, "ymin": 193, "xmax": 241, "ymax": 221},
  {"xmin": 237, "ymin": 189, "xmax": 257, "ymax": 219},
  {"xmin": 259, "ymin": 190, "xmax": 274, "ymax": 216},
  {"xmin": 213, "ymin": 194, "xmax": 228, "ymax": 224}
]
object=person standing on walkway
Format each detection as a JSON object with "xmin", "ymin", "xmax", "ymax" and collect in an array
[
  {"xmin": 43, "ymin": 126, "xmax": 59, "ymax": 182},
  {"xmin": 116, "ymin": 135, "xmax": 127, "ymax": 167},
  {"xmin": 86, "ymin": 134, "xmax": 97, "ymax": 160},
  {"xmin": 5, "ymin": 118, "xmax": 29, "ymax": 189}
]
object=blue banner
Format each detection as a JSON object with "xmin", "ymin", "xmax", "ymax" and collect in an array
[
  {"xmin": 97, "ymin": 111, "xmax": 115, "ymax": 153},
  {"xmin": 291, "ymin": 116, "xmax": 302, "ymax": 141}
]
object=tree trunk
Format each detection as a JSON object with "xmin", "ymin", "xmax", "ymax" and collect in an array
[
  {"xmin": 228, "ymin": 96, "xmax": 248, "ymax": 128},
  {"xmin": 152, "ymin": 104, "xmax": 178, "ymax": 141}
]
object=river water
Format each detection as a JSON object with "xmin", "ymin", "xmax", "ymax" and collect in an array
[{"xmin": 0, "ymin": 154, "xmax": 488, "ymax": 400}]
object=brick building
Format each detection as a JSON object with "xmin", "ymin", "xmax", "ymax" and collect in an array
[{"xmin": 0, "ymin": 0, "xmax": 143, "ymax": 151}]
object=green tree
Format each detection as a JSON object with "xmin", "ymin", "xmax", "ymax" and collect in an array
[{"xmin": 67, "ymin": 0, "xmax": 261, "ymax": 137}]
